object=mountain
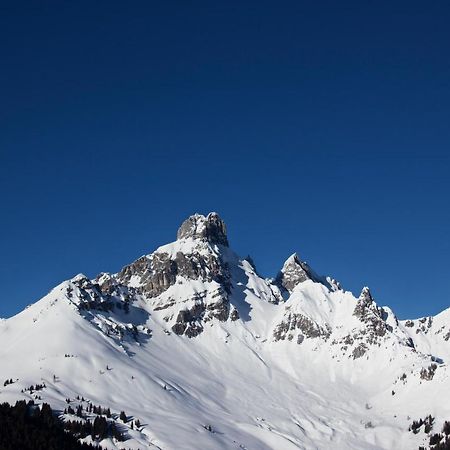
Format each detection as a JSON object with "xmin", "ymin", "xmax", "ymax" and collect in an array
[{"xmin": 0, "ymin": 212, "xmax": 449, "ymax": 450}]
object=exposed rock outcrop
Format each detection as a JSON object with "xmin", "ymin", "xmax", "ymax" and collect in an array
[
  {"xmin": 115, "ymin": 213, "xmax": 234, "ymax": 337},
  {"xmin": 276, "ymin": 253, "xmax": 333, "ymax": 293},
  {"xmin": 177, "ymin": 212, "xmax": 229, "ymax": 247},
  {"xmin": 353, "ymin": 287, "xmax": 391, "ymax": 342},
  {"xmin": 273, "ymin": 311, "xmax": 331, "ymax": 342},
  {"xmin": 276, "ymin": 253, "xmax": 314, "ymax": 292},
  {"xmin": 117, "ymin": 247, "xmax": 231, "ymax": 300}
]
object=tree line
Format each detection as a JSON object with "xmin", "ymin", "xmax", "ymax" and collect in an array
[{"xmin": 0, "ymin": 400, "xmax": 142, "ymax": 450}]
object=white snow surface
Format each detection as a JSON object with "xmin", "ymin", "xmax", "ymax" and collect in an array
[{"xmin": 0, "ymin": 222, "xmax": 449, "ymax": 450}]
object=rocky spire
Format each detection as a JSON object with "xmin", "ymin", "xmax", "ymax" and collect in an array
[
  {"xmin": 276, "ymin": 253, "xmax": 314, "ymax": 293},
  {"xmin": 354, "ymin": 287, "xmax": 376, "ymax": 318},
  {"xmin": 359, "ymin": 286, "xmax": 374, "ymax": 303},
  {"xmin": 353, "ymin": 286, "xmax": 388, "ymax": 337},
  {"xmin": 176, "ymin": 212, "xmax": 229, "ymax": 247}
]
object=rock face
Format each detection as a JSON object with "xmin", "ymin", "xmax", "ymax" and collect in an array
[
  {"xmin": 117, "ymin": 254, "xmax": 176, "ymax": 298},
  {"xmin": 273, "ymin": 311, "xmax": 331, "ymax": 342},
  {"xmin": 58, "ymin": 213, "xmax": 420, "ymax": 357},
  {"xmin": 116, "ymin": 213, "xmax": 231, "ymax": 300},
  {"xmin": 114, "ymin": 213, "xmax": 233, "ymax": 337},
  {"xmin": 353, "ymin": 287, "xmax": 390, "ymax": 339},
  {"xmin": 177, "ymin": 212, "xmax": 229, "ymax": 247},
  {"xmin": 68, "ymin": 274, "xmax": 120, "ymax": 312},
  {"xmin": 117, "ymin": 249, "xmax": 230, "ymax": 300},
  {"xmin": 276, "ymin": 253, "xmax": 315, "ymax": 292}
]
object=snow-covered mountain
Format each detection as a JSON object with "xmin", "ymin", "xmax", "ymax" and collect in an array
[{"xmin": 1, "ymin": 212, "xmax": 449, "ymax": 449}]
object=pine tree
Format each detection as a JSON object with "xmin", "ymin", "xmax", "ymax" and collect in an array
[{"xmin": 443, "ymin": 421, "xmax": 450, "ymax": 435}]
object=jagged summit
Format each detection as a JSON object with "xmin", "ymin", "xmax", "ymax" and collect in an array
[
  {"xmin": 276, "ymin": 252, "xmax": 322, "ymax": 293},
  {"xmin": 359, "ymin": 286, "xmax": 373, "ymax": 301},
  {"xmin": 176, "ymin": 212, "xmax": 228, "ymax": 247},
  {"xmin": 277, "ymin": 253, "xmax": 311, "ymax": 292}
]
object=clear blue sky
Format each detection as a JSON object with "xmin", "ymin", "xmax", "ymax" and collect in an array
[{"xmin": 1, "ymin": 1, "xmax": 449, "ymax": 319}]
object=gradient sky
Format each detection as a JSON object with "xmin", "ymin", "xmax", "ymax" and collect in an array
[{"xmin": 1, "ymin": 1, "xmax": 449, "ymax": 319}]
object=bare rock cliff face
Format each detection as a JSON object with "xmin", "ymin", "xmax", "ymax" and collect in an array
[
  {"xmin": 177, "ymin": 212, "xmax": 229, "ymax": 247},
  {"xmin": 275, "ymin": 253, "xmax": 334, "ymax": 293},
  {"xmin": 273, "ymin": 311, "xmax": 331, "ymax": 343},
  {"xmin": 276, "ymin": 253, "xmax": 313, "ymax": 293},
  {"xmin": 115, "ymin": 213, "xmax": 233, "ymax": 337},
  {"xmin": 353, "ymin": 287, "xmax": 391, "ymax": 339}
]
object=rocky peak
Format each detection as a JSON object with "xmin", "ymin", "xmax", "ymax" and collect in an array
[
  {"xmin": 354, "ymin": 287, "xmax": 378, "ymax": 318},
  {"xmin": 359, "ymin": 286, "xmax": 374, "ymax": 303},
  {"xmin": 276, "ymin": 253, "xmax": 314, "ymax": 292},
  {"xmin": 176, "ymin": 212, "xmax": 229, "ymax": 247},
  {"xmin": 354, "ymin": 287, "xmax": 389, "ymax": 338},
  {"xmin": 118, "ymin": 213, "xmax": 231, "ymax": 300},
  {"xmin": 115, "ymin": 212, "xmax": 233, "ymax": 337}
]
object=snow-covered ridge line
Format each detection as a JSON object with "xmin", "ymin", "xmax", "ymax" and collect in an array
[{"xmin": 0, "ymin": 212, "xmax": 448, "ymax": 450}]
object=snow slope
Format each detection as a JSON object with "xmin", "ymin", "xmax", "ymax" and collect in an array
[{"xmin": 0, "ymin": 212, "xmax": 448, "ymax": 450}]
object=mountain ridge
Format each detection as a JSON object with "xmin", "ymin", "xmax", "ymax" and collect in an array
[{"xmin": 0, "ymin": 212, "xmax": 448, "ymax": 449}]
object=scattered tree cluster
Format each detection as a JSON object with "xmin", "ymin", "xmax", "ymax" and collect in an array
[
  {"xmin": 418, "ymin": 420, "xmax": 450, "ymax": 449},
  {"xmin": 21, "ymin": 382, "xmax": 46, "ymax": 399},
  {"xmin": 3, "ymin": 378, "xmax": 14, "ymax": 387},
  {"xmin": 23, "ymin": 383, "xmax": 46, "ymax": 392},
  {"xmin": 92, "ymin": 404, "xmax": 111, "ymax": 417},
  {"xmin": 63, "ymin": 416, "xmax": 125, "ymax": 442},
  {"xmin": 61, "ymin": 400, "xmax": 143, "ymax": 443},
  {"xmin": 64, "ymin": 402, "xmax": 111, "ymax": 419},
  {"xmin": 409, "ymin": 415, "xmax": 434, "ymax": 434}
]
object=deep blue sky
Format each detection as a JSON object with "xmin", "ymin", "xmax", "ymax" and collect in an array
[{"xmin": 1, "ymin": 1, "xmax": 449, "ymax": 319}]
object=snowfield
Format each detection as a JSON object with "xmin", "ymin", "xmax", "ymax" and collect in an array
[{"xmin": 0, "ymin": 213, "xmax": 448, "ymax": 450}]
